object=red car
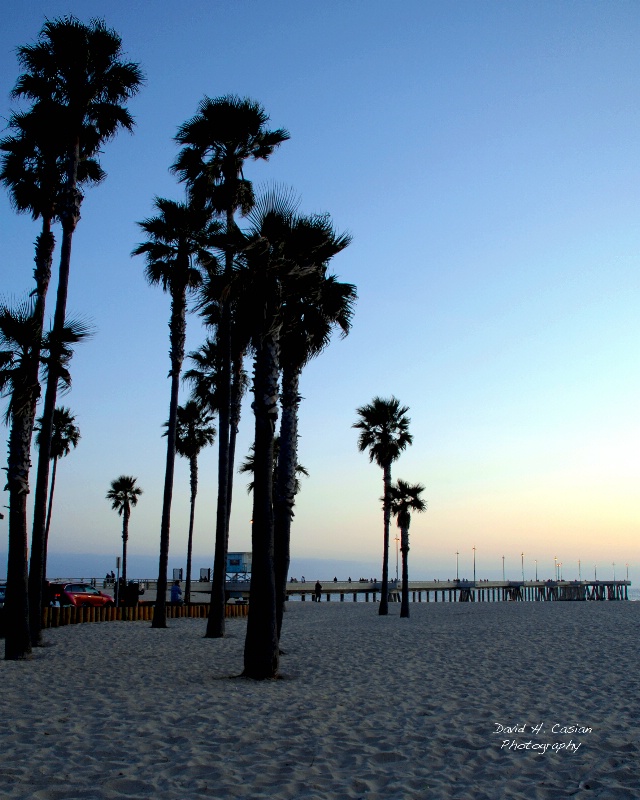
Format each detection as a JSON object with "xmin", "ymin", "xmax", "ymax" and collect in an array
[{"xmin": 49, "ymin": 583, "xmax": 114, "ymax": 608}]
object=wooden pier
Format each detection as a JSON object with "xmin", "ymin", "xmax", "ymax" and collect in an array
[
  {"xmin": 55, "ymin": 577, "xmax": 631, "ymax": 606},
  {"xmin": 280, "ymin": 579, "xmax": 631, "ymax": 603}
]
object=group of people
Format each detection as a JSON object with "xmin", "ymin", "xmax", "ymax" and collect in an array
[{"xmin": 103, "ymin": 571, "xmax": 116, "ymax": 587}]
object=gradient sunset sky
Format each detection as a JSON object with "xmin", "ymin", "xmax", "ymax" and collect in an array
[{"xmin": 1, "ymin": 1, "xmax": 638, "ymax": 584}]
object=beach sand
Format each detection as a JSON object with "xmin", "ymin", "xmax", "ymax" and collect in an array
[{"xmin": 1, "ymin": 601, "xmax": 638, "ymax": 799}]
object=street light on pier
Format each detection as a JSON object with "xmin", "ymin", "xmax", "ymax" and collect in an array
[
  {"xmin": 502, "ymin": 555, "xmax": 505, "ymax": 581},
  {"xmin": 626, "ymin": 563, "xmax": 629, "ymax": 581},
  {"xmin": 521, "ymin": 552, "xmax": 524, "ymax": 582},
  {"xmin": 554, "ymin": 555, "xmax": 557, "ymax": 581},
  {"xmin": 613, "ymin": 562, "xmax": 615, "ymax": 581},
  {"xmin": 594, "ymin": 564, "xmax": 597, "ymax": 581},
  {"xmin": 535, "ymin": 559, "xmax": 538, "ymax": 581},
  {"xmin": 455, "ymin": 551, "xmax": 459, "ymax": 581},
  {"xmin": 473, "ymin": 546, "xmax": 476, "ymax": 583},
  {"xmin": 578, "ymin": 559, "xmax": 581, "ymax": 581}
]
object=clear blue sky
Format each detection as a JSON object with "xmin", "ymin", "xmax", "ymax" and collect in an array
[{"xmin": 1, "ymin": 1, "xmax": 638, "ymax": 584}]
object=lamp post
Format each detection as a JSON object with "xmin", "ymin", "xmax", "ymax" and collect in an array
[
  {"xmin": 578, "ymin": 559, "xmax": 581, "ymax": 581},
  {"xmin": 535, "ymin": 559, "xmax": 538, "ymax": 581},
  {"xmin": 613, "ymin": 562, "xmax": 615, "ymax": 581},
  {"xmin": 626, "ymin": 563, "xmax": 629, "ymax": 581},
  {"xmin": 473, "ymin": 546, "xmax": 476, "ymax": 583},
  {"xmin": 521, "ymin": 552, "xmax": 524, "ymax": 582},
  {"xmin": 594, "ymin": 564, "xmax": 597, "ymax": 581},
  {"xmin": 554, "ymin": 555, "xmax": 557, "ymax": 581},
  {"xmin": 502, "ymin": 555, "xmax": 505, "ymax": 581},
  {"xmin": 455, "ymin": 550, "xmax": 459, "ymax": 581}
]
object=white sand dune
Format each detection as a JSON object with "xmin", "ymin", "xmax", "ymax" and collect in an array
[{"xmin": 1, "ymin": 601, "xmax": 638, "ymax": 799}]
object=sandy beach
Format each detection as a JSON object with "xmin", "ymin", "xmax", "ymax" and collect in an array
[{"xmin": 1, "ymin": 601, "xmax": 638, "ymax": 799}]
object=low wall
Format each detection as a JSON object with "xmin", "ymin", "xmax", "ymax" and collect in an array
[{"xmin": 41, "ymin": 603, "xmax": 249, "ymax": 628}]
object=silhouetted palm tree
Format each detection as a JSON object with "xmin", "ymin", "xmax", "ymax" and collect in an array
[
  {"xmin": 165, "ymin": 401, "xmax": 216, "ymax": 603},
  {"xmin": 235, "ymin": 190, "xmax": 353, "ymax": 675},
  {"xmin": 12, "ymin": 16, "xmax": 142, "ymax": 645},
  {"xmin": 0, "ymin": 300, "xmax": 41, "ymax": 659},
  {"xmin": 106, "ymin": 476, "xmax": 143, "ymax": 593},
  {"xmin": 1, "ymin": 300, "xmax": 89, "ymax": 657},
  {"xmin": 274, "ymin": 228, "xmax": 355, "ymax": 639},
  {"xmin": 389, "ymin": 480, "xmax": 427, "ymax": 618},
  {"xmin": 173, "ymin": 95, "xmax": 289, "ymax": 639},
  {"xmin": 133, "ymin": 197, "xmax": 218, "ymax": 628},
  {"xmin": 35, "ymin": 406, "xmax": 80, "ymax": 579},
  {"xmin": 353, "ymin": 397, "xmax": 413, "ymax": 616}
]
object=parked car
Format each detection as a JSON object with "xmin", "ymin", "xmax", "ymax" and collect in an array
[{"xmin": 48, "ymin": 583, "xmax": 114, "ymax": 608}]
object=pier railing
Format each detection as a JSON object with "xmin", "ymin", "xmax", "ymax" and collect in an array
[{"xmin": 282, "ymin": 579, "xmax": 631, "ymax": 603}]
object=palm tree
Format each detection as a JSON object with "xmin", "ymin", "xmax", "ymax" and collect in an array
[
  {"xmin": 235, "ymin": 191, "xmax": 351, "ymax": 676},
  {"xmin": 173, "ymin": 95, "xmax": 289, "ymax": 640},
  {"xmin": 35, "ymin": 406, "xmax": 80, "ymax": 579},
  {"xmin": 389, "ymin": 480, "xmax": 427, "ymax": 618},
  {"xmin": 273, "ymin": 224, "xmax": 355, "ymax": 639},
  {"xmin": 1, "ymin": 301, "xmax": 89, "ymax": 657},
  {"xmin": 0, "ymin": 300, "xmax": 41, "ymax": 660},
  {"xmin": 106, "ymin": 476, "xmax": 143, "ymax": 593},
  {"xmin": 353, "ymin": 397, "xmax": 413, "ymax": 616},
  {"xmin": 133, "ymin": 197, "xmax": 218, "ymax": 628},
  {"xmin": 164, "ymin": 401, "xmax": 216, "ymax": 604},
  {"xmin": 13, "ymin": 16, "xmax": 142, "ymax": 647}
]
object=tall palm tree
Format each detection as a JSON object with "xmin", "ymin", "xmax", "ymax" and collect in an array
[
  {"xmin": 273, "ymin": 223, "xmax": 355, "ymax": 639},
  {"xmin": 353, "ymin": 397, "xmax": 413, "ymax": 616},
  {"xmin": 389, "ymin": 480, "xmax": 427, "ymax": 618},
  {"xmin": 1, "ymin": 301, "xmax": 89, "ymax": 657},
  {"xmin": 235, "ymin": 191, "xmax": 351, "ymax": 676},
  {"xmin": 35, "ymin": 406, "xmax": 80, "ymax": 579},
  {"xmin": 172, "ymin": 95, "xmax": 289, "ymax": 640},
  {"xmin": 133, "ymin": 197, "xmax": 218, "ymax": 628},
  {"xmin": 13, "ymin": 16, "xmax": 143, "ymax": 646},
  {"xmin": 106, "ymin": 476, "xmax": 142, "ymax": 592},
  {"xmin": 0, "ymin": 300, "xmax": 41, "ymax": 660},
  {"xmin": 164, "ymin": 401, "xmax": 216, "ymax": 604}
]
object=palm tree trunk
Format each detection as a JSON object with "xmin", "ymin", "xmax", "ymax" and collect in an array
[
  {"xmin": 5, "ymin": 410, "xmax": 35, "ymax": 660},
  {"xmin": 41, "ymin": 455, "xmax": 58, "ymax": 585},
  {"xmin": 43, "ymin": 458, "xmax": 58, "ymax": 552},
  {"xmin": 122, "ymin": 504, "xmax": 130, "ymax": 590},
  {"xmin": 243, "ymin": 334, "xmax": 280, "ymax": 679},
  {"xmin": 274, "ymin": 365, "xmax": 300, "ymax": 640},
  {"xmin": 153, "ymin": 287, "xmax": 187, "ymax": 628},
  {"xmin": 400, "ymin": 524, "xmax": 410, "ymax": 618},
  {"xmin": 18, "ymin": 221, "xmax": 55, "ymax": 647},
  {"xmin": 29, "ymin": 162, "xmax": 82, "ymax": 645},
  {"xmin": 207, "ymin": 208, "xmax": 234, "ymax": 638},
  {"xmin": 226, "ymin": 355, "xmax": 244, "ymax": 531},
  {"xmin": 380, "ymin": 462, "xmax": 391, "ymax": 616},
  {"xmin": 185, "ymin": 454, "xmax": 198, "ymax": 604}
]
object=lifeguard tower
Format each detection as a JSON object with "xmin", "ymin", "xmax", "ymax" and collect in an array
[
  {"xmin": 225, "ymin": 552, "xmax": 252, "ymax": 603},
  {"xmin": 226, "ymin": 552, "xmax": 252, "ymax": 582}
]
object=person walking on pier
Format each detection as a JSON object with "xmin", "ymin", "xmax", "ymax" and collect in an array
[{"xmin": 315, "ymin": 580, "xmax": 322, "ymax": 602}]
